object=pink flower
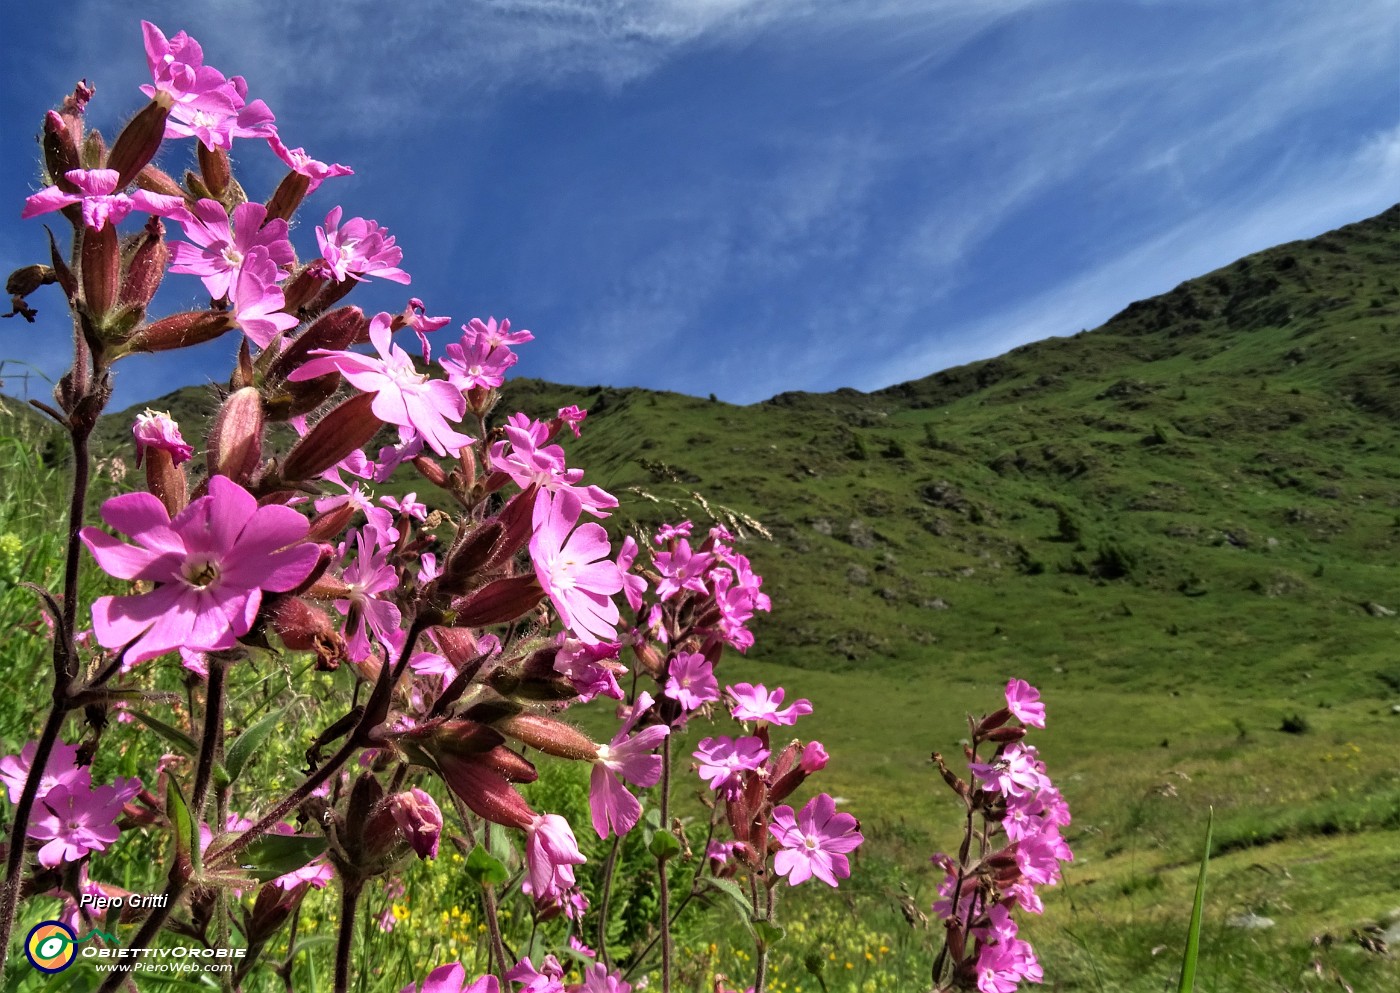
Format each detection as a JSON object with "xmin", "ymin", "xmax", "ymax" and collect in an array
[
  {"xmin": 654, "ymin": 521, "xmax": 692, "ymax": 544},
  {"xmin": 489, "ymin": 415, "xmax": 617, "ymax": 519},
  {"xmin": 614, "ymin": 536, "xmax": 647, "ymax": 612},
  {"xmin": 168, "ymin": 199, "xmax": 293, "ymax": 300},
  {"xmin": 664, "ymin": 652, "xmax": 719, "ymax": 713},
  {"xmin": 388, "ymin": 788, "xmax": 443, "ymax": 859},
  {"xmin": 132, "ymin": 409, "xmax": 194, "ymax": 467},
  {"xmin": 530, "ymin": 491, "xmax": 623, "ymax": 645},
  {"xmin": 400, "ymin": 962, "xmax": 499, "ymax": 993},
  {"xmin": 164, "ymin": 75, "xmax": 276, "ymax": 151},
  {"xmin": 693, "ymin": 735, "xmax": 768, "ymax": 798},
  {"xmin": 589, "ymin": 691, "xmax": 669, "ymax": 838},
  {"xmin": 557, "ymin": 405, "xmax": 587, "ymax": 437},
  {"xmin": 290, "ymin": 314, "xmax": 473, "ymax": 456},
  {"xmin": 336, "ymin": 527, "xmax": 403, "ymax": 663},
  {"xmin": 975, "ymin": 931, "xmax": 1043, "ymax": 993},
  {"xmin": 317, "ymin": 206, "xmax": 410, "ymax": 284},
  {"xmin": 401, "ymin": 298, "xmax": 452, "ymax": 361},
  {"xmin": 1005, "ymin": 679, "xmax": 1046, "ymax": 729},
  {"xmin": 576, "ymin": 964, "xmax": 632, "ymax": 993},
  {"xmin": 506, "ymin": 956, "xmax": 564, "ymax": 993},
  {"xmin": 230, "ymin": 246, "xmax": 299, "ymax": 348},
  {"xmin": 21, "ymin": 168, "xmax": 183, "ymax": 230},
  {"xmin": 141, "ymin": 21, "xmax": 237, "ymax": 108},
  {"xmin": 29, "ymin": 777, "xmax": 140, "ymax": 868},
  {"xmin": 708, "ymin": 553, "xmax": 770, "ymax": 651},
  {"xmin": 799, "ymin": 740, "xmax": 829, "ymax": 774},
  {"xmin": 769, "ymin": 793, "xmax": 863, "ymax": 888},
  {"xmin": 969, "ymin": 744, "xmax": 1050, "ymax": 799},
  {"xmin": 267, "ymin": 134, "xmax": 353, "ymax": 192},
  {"xmin": 727, "ymin": 683, "xmax": 811, "ymax": 725},
  {"xmin": 80, "ymin": 475, "xmax": 320, "ymax": 664},
  {"xmin": 554, "ymin": 639, "xmax": 625, "ymax": 702},
  {"xmin": 440, "ymin": 333, "xmax": 518, "ymax": 390},
  {"xmin": 467, "ymin": 316, "xmax": 532, "ymax": 349},
  {"xmin": 0, "ymin": 741, "xmax": 87, "ymax": 804},
  {"xmin": 524, "ymin": 814, "xmax": 586, "ymax": 907},
  {"xmin": 653, "ymin": 538, "xmax": 712, "ymax": 601}
]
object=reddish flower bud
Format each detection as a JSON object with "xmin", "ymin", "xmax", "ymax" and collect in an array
[
  {"xmin": 81, "ymin": 128, "xmax": 107, "ymax": 170},
  {"xmin": 976, "ymin": 708, "xmax": 1014, "ymax": 735},
  {"xmin": 433, "ymin": 626, "xmax": 481, "ymax": 668},
  {"xmin": 276, "ymin": 264, "xmax": 326, "ymax": 316},
  {"xmin": 981, "ymin": 725, "xmax": 1028, "ymax": 744},
  {"xmin": 197, "ymin": 143, "xmax": 231, "ymax": 197},
  {"xmin": 632, "ymin": 640, "xmax": 664, "ymax": 678},
  {"xmin": 451, "ymin": 574, "xmax": 546, "ymax": 628},
  {"xmin": 266, "ymin": 595, "xmax": 345, "ymax": 671},
  {"xmin": 478, "ymin": 744, "xmax": 539, "ymax": 784},
  {"xmin": 144, "ymin": 447, "xmax": 188, "ymax": 516},
  {"xmin": 207, "ymin": 387, "xmax": 264, "ymax": 484},
  {"xmin": 119, "ymin": 216, "xmax": 169, "ymax": 308},
  {"xmin": 106, "ymin": 95, "xmax": 172, "ymax": 188},
  {"xmin": 265, "ymin": 170, "xmax": 311, "ymax": 224},
  {"xmin": 799, "ymin": 740, "xmax": 829, "ymax": 773},
  {"xmin": 280, "ymin": 392, "xmax": 381, "ymax": 482},
  {"xmin": 412, "ymin": 455, "xmax": 448, "ymax": 488},
  {"xmin": 42, "ymin": 110, "xmax": 81, "ymax": 185},
  {"xmin": 247, "ymin": 881, "xmax": 308, "ymax": 944},
  {"xmin": 496, "ymin": 714, "xmax": 599, "ymax": 762},
  {"xmin": 134, "ymin": 165, "xmax": 186, "ymax": 200},
  {"xmin": 305, "ymin": 500, "xmax": 357, "ymax": 543},
  {"xmin": 439, "ymin": 521, "xmax": 503, "ymax": 595},
  {"xmin": 269, "ymin": 307, "xmax": 367, "ymax": 382},
  {"xmin": 126, "ymin": 309, "xmax": 236, "ymax": 352},
  {"xmin": 81, "ymin": 222, "xmax": 120, "ymax": 321},
  {"xmin": 435, "ymin": 752, "xmax": 536, "ymax": 830}
]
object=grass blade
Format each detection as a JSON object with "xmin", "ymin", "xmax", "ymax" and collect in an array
[{"xmin": 1177, "ymin": 806, "xmax": 1214, "ymax": 992}]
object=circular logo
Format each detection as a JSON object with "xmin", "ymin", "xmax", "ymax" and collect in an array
[{"xmin": 25, "ymin": 920, "xmax": 76, "ymax": 973}]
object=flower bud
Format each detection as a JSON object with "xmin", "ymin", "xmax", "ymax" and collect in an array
[
  {"xmin": 266, "ymin": 595, "xmax": 345, "ymax": 670},
  {"xmin": 279, "ymin": 265, "xmax": 326, "ymax": 315},
  {"xmin": 143, "ymin": 447, "xmax": 188, "ymax": 517},
  {"xmin": 412, "ymin": 455, "xmax": 448, "ymax": 488},
  {"xmin": 496, "ymin": 714, "xmax": 599, "ymax": 762},
  {"xmin": 280, "ymin": 392, "xmax": 381, "ymax": 482},
  {"xmin": 269, "ymin": 307, "xmax": 367, "ymax": 383},
  {"xmin": 197, "ymin": 143, "xmax": 231, "ymax": 197},
  {"xmin": 81, "ymin": 128, "xmax": 107, "ymax": 170},
  {"xmin": 981, "ymin": 725, "xmax": 1028, "ymax": 744},
  {"xmin": 126, "ymin": 310, "xmax": 236, "ymax": 352},
  {"xmin": 435, "ymin": 752, "xmax": 536, "ymax": 830},
  {"xmin": 478, "ymin": 744, "xmax": 539, "ymax": 784},
  {"xmin": 265, "ymin": 170, "xmax": 311, "ymax": 224},
  {"xmin": 799, "ymin": 740, "xmax": 829, "ymax": 774},
  {"xmin": 438, "ymin": 521, "xmax": 503, "ymax": 595},
  {"xmin": 305, "ymin": 501, "xmax": 357, "ymax": 544},
  {"xmin": 81, "ymin": 223, "xmax": 120, "ymax": 321},
  {"xmin": 207, "ymin": 387, "xmax": 264, "ymax": 484},
  {"xmin": 631, "ymin": 639, "xmax": 664, "ymax": 678},
  {"xmin": 246, "ymin": 881, "xmax": 308, "ymax": 944},
  {"xmin": 42, "ymin": 110, "xmax": 81, "ymax": 185},
  {"xmin": 106, "ymin": 95, "xmax": 172, "ymax": 189},
  {"xmin": 976, "ymin": 708, "xmax": 1014, "ymax": 735},
  {"xmin": 134, "ymin": 165, "xmax": 186, "ymax": 200},
  {"xmin": 451, "ymin": 574, "xmax": 546, "ymax": 628},
  {"xmin": 119, "ymin": 216, "xmax": 169, "ymax": 308}
]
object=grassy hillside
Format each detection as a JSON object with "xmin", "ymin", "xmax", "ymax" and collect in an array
[{"xmin": 4, "ymin": 204, "xmax": 1399, "ymax": 990}]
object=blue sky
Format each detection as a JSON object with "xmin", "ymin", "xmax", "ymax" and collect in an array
[{"xmin": 1, "ymin": 1, "xmax": 1396, "ymax": 412}]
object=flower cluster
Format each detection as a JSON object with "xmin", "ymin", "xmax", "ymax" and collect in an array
[
  {"xmin": 0, "ymin": 741, "xmax": 140, "ymax": 869},
  {"xmin": 928, "ymin": 680, "xmax": 1073, "ymax": 993}
]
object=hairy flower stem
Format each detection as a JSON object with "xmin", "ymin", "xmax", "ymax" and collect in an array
[
  {"xmin": 333, "ymin": 877, "xmax": 364, "ymax": 993},
  {"xmin": 657, "ymin": 733, "xmax": 674, "ymax": 993},
  {"xmin": 96, "ymin": 655, "xmax": 228, "ymax": 993},
  {"xmin": 0, "ymin": 703, "xmax": 67, "ymax": 977},
  {"xmin": 0, "ymin": 378, "xmax": 105, "ymax": 977},
  {"xmin": 454, "ymin": 801, "xmax": 509, "ymax": 987},
  {"xmin": 206, "ymin": 615, "xmax": 429, "ymax": 872}
]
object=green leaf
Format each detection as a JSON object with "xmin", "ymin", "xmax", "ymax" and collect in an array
[
  {"xmin": 165, "ymin": 777, "xmax": 195, "ymax": 873},
  {"xmin": 132, "ymin": 710, "xmax": 197, "ymax": 757},
  {"xmin": 464, "ymin": 842, "xmax": 509, "ymax": 886},
  {"xmin": 225, "ymin": 706, "xmax": 289, "ymax": 783},
  {"xmin": 648, "ymin": 829, "xmax": 682, "ymax": 861},
  {"xmin": 1177, "ymin": 806, "xmax": 1213, "ymax": 993},
  {"xmin": 754, "ymin": 919, "xmax": 786, "ymax": 947},
  {"xmin": 700, "ymin": 876, "xmax": 757, "ymax": 939},
  {"xmin": 236, "ymin": 833, "xmax": 327, "ymax": 883}
]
